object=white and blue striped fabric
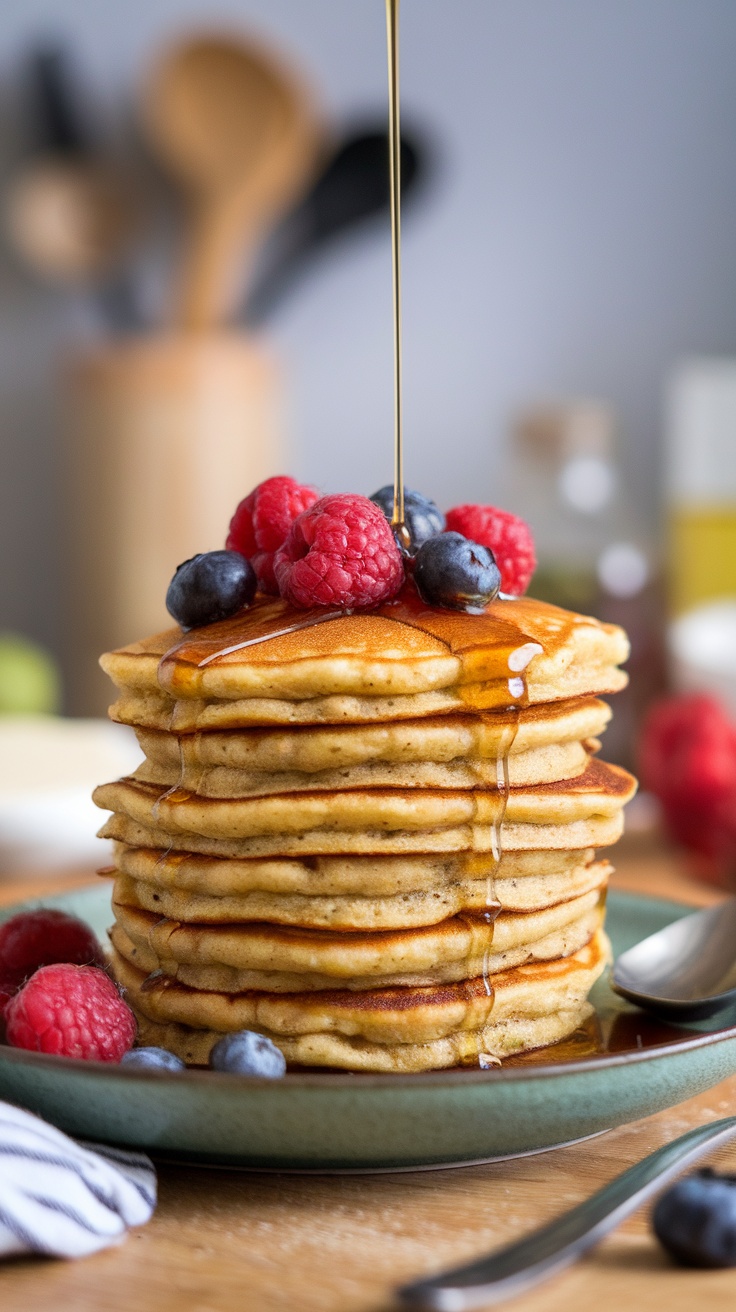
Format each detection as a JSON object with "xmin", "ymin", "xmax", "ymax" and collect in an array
[{"xmin": 0, "ymin": 1102, "xmax": 156, "ymax": 1259}]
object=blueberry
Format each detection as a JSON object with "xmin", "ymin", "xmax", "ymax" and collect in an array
[
  {"xmin": 653, "ymin": 1168, "xmax": 736, "ymax": 1267},
  {"xmin": 209, "ymin": 1030, "xmax": 287, "ymax": 1078},
  {"xmin": 166, "ymin": 550, "xmax": 257, "ymax": 630},
  {"xmin": 120, "ymin": 1046, "xmax": 186, "ymax": 1072},
  {"xmin": 413, "ymin": 532, "xmax": 501, "ymax": 610},
  {"xmin": 370, "ymin": 486, "xmax": 445, "ymax": 555}
]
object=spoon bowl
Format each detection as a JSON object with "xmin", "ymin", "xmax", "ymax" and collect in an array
[
  {"xmin": 143, "ymin": 33, "xmax": 320, "ymax": 329},
  {"xmin": 612, "ymin": 898, "xmax": 736, "ymax": 1020}
]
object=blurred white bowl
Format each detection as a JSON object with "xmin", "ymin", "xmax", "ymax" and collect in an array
[
  {"xmin": 0, "ymin": 717, "xmax": 141, "ymax": 877},
  {"xmin": 669, "ymin": 598, "xmax": 736, "ymax": 717}
]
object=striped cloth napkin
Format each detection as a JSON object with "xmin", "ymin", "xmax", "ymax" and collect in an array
[{"xmin": 0, "ymin": 1102, "xmax": 156, "ymax": 1259}]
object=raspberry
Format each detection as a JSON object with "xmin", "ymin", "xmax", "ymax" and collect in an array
[
  {"xmin": 5, "ymin": 964, "xmax": 136, "ymax": 1061},
  {"xmin": 226, "ymin": 476, "xmax": 319, "ymax": 594},
  {"xmin": 274, "ymin": 494, "xmax": 405, "ymax": 609},
  {"xmin": 444, "ymin": 505, "xmax": 536, "ymax": 596},
  {"xmin": 0, "ymin": 909, "xmax": 105, "ymax": 1020},
  {"xmin": 639, "ymin": 695, "xmax": 736, "ymax": 884}
]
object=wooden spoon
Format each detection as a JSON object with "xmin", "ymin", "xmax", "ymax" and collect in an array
[{"xmin": 142, "ymin": 33, "xmax": 320, "ymax": 332}]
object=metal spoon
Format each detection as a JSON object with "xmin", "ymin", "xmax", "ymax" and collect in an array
[
  {"xmin": 612, "ymin": 899, "xmax": 736, "ymax": 1020},
  {"xmin": 398, "ymin": 1115, "xmax": 736, "ymax": 1310}
]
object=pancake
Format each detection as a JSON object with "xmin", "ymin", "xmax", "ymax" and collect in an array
[
  {"xmin": 133, "ymin": 1006, "xmax": 591, "ymax": 1071},
  {"xmin": 109, "ymin": 846, "xmax": 611, "ymax": 930},
  {"xmin": 114, "ymin": 929, "xmax": 610, "ymax": 1071},
  {"xmin": 111, "ymin": 681, "xmax": 625, "ymax": 732},
  {"xmin": 102, "ymin": 593, "xmax": 628, "ymax": 728},
  {"xmin": 132, "ymin": 736, "xmax": 595, "ymax": 795},
  {"xmin": 110, "ymin": 885, "xmax": 604, "ymax": 990},
  {"xmin": 98, "ymin": 803, "xmax": 625, "ymax": 857},
  {"xmin": 134, "ymin": 697, "xmax": 612, "ymax": 773},
  {"xmin": 112, "ymin": 901, "xmax": 603, "ymax": 993},
  {"xmin": 109, "ymin": 842, "xmax": 601, "ymax": 897},
  {"xmin": 93, "ymin": 758, "xmax": 635, "ymax": 857}
]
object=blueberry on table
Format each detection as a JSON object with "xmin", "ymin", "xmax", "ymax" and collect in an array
[
  {"xmin": 413, "ymin": 532, "xmax": 501, "ymax": 610},
  {"xmin": 209, "ymin": 1030, "xmax": 287, "ymax": 1078},
  {"xmin": 166, "ymin": 550, "xmax": 257, "ymax": 630},
  {"xmin": 370, "ymin": 485, "xmax": 445, "ymax": 555},
  {"xmin": 653, "ymin": 1168, "xmax": 736, "ymax": 1267},
  {"xmin": 120, "ymin": 1047, "xmax": 186, "ymax": 1072}
]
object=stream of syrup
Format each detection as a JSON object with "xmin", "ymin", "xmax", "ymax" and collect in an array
[{"xmin": 386, "ymin": 0, "xmax": 409, "ymax": 547}]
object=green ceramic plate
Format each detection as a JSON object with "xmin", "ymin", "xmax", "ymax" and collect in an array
[{"xmin": 0, "ymin": 884, "xmax": 735, "ymax": 1172}]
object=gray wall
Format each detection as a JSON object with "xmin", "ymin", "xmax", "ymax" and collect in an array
[{"xmin": 2, "ymin": 0, "xmax": 736, "ymax": 676}]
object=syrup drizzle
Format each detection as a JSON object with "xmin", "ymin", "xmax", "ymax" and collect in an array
[
  {"xmin": 196, "ymin": 611, "xmax": 349, "ymax": 667},
  {"xmin": 478, "ymin": 706, "xmax": 519, "ymax": 997},
  {"xmin": 150, "ymin": 703, "xmax": 195, "ymax": 825}
]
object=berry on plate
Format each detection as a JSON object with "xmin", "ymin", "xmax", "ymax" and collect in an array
[
  {"xmin": 209, "ymin": 1030, "xmax": 287, "ymax": 1078},
  {"xmin": 274, "ymin": 493, "xmax": 405, "ymax": 609},
  {"xmin": 226, "ymin": 476, "xmax": 320, "ymax": 594},
  {"xmin": 369, "ymin": 485, "xmax": 445, "ymax": 555},
  {"xmin": 444, "ymin": 504, "xmax": 536, "ymax": 596},
  {"xmin": 166, "ymin": 550, "xmax": 257, "ymax": 631},
  {"xmin": 653, "ymin": 1169, "xmax": 736, "ymax": 1267},
  {"xmin": 413, "ymin": 532, "xmax": 501, "ymax": 611},
  {"xmin": 639, "ymin": 694, "xmax": 736, "ymax": 885},
  {"xmin": 5, "ymin": 963, "xmax": 136, "ymax": 1062},
  {"xmin": 0, "ymin": 909, "xmax": 105, "ymax": 1020},
  {"xmin": 121, "ymin": 1046, "xmax": 186, "ymax": 1072}
]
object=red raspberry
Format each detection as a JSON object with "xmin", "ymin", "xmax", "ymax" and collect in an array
[
  {"xmin": 226, "ymin": 476, "xmax": 319, "ymax": 594},
  {"xmin": 640, "ymin": 695, "xmax": 736, "ymax": 885},
  {"xmin": 274, "ymin": 494, "xmax": 405, "ymax": 609},
  {"xmin": 5, "ymin": 964, "xmax": 136, "ymax": 1061},
  {"xmin": 444, "ymin": 505, "xmax": 536, "ymax": 596},
  {"xmin": 0, "ymin": 909, "xmax": 105, "ymax": 1020}
]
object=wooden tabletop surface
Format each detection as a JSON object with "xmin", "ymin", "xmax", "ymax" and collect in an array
[{"xmin": 1, "ymin": 835, "xmax": 735, "ymax": 1312}]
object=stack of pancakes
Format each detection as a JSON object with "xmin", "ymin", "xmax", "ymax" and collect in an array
[{"xmin": 93, "ymin": 592, "xmax": 635, "ymax": 1072}]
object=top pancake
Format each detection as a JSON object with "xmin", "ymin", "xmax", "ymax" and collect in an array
[{"xmin": 101, "ymin": 593, "xmax": 628, "ymax": 727}]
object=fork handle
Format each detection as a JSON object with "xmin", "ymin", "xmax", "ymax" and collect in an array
[{"xmin": 398, "ymin": 1116, "xmax": 736, "ymax": 1311}]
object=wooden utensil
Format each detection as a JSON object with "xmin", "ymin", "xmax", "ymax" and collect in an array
[
  {"xmin": 142, "ymin": 33, "xmax": 320, "ymax": 332},
  {"xmin": 63, "ymin": 331, "xmax": 284, "ymax": 715}
]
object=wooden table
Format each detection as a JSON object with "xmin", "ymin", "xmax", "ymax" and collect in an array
[{"xmin": 2, "ymin": 837, "xmax": 736, "ymax": 1312}]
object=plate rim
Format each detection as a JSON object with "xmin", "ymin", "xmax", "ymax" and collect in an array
[{"xmin": 1, "ymin": 883, "xmax": 734, "ymax": 1089}]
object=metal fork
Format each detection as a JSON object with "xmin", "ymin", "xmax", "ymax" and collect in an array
[{"xmin": 397, "ymin": 1116, "xmax": 736, "ymax": 1310}]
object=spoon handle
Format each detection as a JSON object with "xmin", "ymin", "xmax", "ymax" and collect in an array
[{"xmin": 397, "ymin": 1116, "xmax": 736, "ymax": 1311}]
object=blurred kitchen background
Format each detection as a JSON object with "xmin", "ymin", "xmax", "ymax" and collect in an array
[{"xmin": 0, "ymin": 0, "xmax": 735, "ymax": 881}]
